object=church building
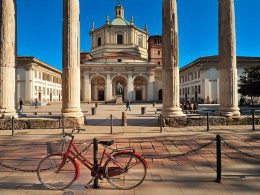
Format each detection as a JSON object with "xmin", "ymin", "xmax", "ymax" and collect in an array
[{"xmin": 80, "ymin": 2, "xmax": 162, "ymax": 102}]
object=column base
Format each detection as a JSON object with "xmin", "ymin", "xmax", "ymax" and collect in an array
[
  {"xmin": 218, "ymin": 107, "xmax": 240, "ymax": 117},
  {"xmin": 162, "ymin": 107, "xmax": 186, "ymax": 117},
  {"xmin": 61, "ymin": 107, "xmax": 84, "ymax": 118},
  {"xmin": 0, "ymin": 108, "xmax": 17, "ymax": 118}
]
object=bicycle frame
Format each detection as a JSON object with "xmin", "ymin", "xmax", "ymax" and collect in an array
[{"xmin": 58, "ymin": 136, "xmax": 148, "ymax": 181}]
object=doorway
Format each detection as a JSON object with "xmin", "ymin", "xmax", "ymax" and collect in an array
[
  {"xmin": 98, "ymin": 90, "xmax": 104, "ymax": 101},
  {"xmin": 136, "ymin": 89, "xmax": 142, "ymax": 101}
]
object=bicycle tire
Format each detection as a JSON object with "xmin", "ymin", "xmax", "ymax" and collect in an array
[
  {"xmin": 104, "ymin": 152, "xmax": 147, "ymax": 190},
  {"xmin": 37, "ymin": 154, "xmax": 78, "ymax": 190}
]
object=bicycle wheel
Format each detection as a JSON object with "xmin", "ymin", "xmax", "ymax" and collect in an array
[
  {"xmin": 37, "ymin": 154, "xmax": 78, "ymax": 190},
  {"xmin": 104, "ymin": 152, "xmax": 146, "ymax": 190}
]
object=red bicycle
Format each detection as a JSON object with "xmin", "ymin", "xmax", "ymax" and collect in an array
[{"xmin": 37, "ymin": 129, "xmax": 147, "ymax": 190}]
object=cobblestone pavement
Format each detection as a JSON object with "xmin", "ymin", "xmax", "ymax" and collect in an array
[{"xmin": 0, "ymin": 103, "xmax": 260, "ymax": 194}]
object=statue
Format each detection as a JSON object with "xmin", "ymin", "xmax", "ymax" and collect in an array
[{"xmin": 116, "ymin": 82, "xmax": 123, "ymax": 95}]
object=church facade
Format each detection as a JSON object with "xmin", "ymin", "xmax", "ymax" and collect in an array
[{"xmin": 80, "ymin": 3, "xmax": 162, "ymax": 102}]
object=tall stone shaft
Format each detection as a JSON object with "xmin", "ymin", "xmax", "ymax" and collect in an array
[
  {"xmin": 162, "ymin": 0, "xmax": 185, "ymax": 117},
  {"xmin": 62, "ymin": 0, "xmax": 83, "ymax": 118},
  {"xmin": 0, "ymin": 0, "xmax": 16, "ymax": 117},
  {"xmin": 219, "ymin": 0, "xmax": 240, "ymax": 116}
]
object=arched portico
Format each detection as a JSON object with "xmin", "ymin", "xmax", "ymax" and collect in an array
[
  {"xmin": 133, "ymin": 76, "xmax": 148, "ymax": 101},
  {"xmin": 112, "ymin": 76, "xmax": 127, "ymax": 101},
  {"xmin": 91, "ymin": 76, "xmax": 106, "ymax": 101}
]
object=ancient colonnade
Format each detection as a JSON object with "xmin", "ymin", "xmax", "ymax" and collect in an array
[{"xmin": 0, "ymin": 0, "xmax": 240, "ymax": 119}]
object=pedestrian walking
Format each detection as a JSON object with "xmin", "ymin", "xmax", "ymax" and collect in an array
[
  {"xmin": 34, "ymin": 98, "xmax": 39, "ymax": 109},
  {"xmin": 125, "ymin": 100, "xmax": 131, "ymax": 111},
  {"xmin": 19, "ymin": 98, "xmax": 23, "ymax": 112}
]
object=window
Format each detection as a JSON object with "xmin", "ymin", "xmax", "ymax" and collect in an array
[
  {"xmin": 97, "ymin": 37, "xmax": 101, "ymax": 47},
  {"xmin": 198, "ymin": 70, "xmax": 200, "ymax": 78},
  {"xmin": 34, "ymin": 86, "xmax": 37, "ymax": 95},
  {"xmin": 47, "ymin": 88, "xmax": 49, "ymax": 95},
  {"xmin": 158, "ymin": 61, "xmax": 160, "ymax": 65},
  {"xmin": 117, "ymin": 34, "xmax": 123, "ymax": 44},
  {"xmin": 118, "ymin": 59, "xmax": 122, "ymax": 62},
  {"xmin": 198, "ymin": 85, "xmax": 201, "ymax": 94},
  {"xmin": 158, "ymin": 50, "xmax": 161, "ymax": 55},
  {"xmin": 155, "ymin": 38, "xmax": 162, "ymax": 45},
  {"xmin": 138, "ymin": 36, "xmax": 143, "ymax": 47},
  {"xmin": 188, "ymin": 87, "xmax": 190, "ymax": 95},
  {"xmin": 43, "ymin": 87, "xmax": 45, "ymax": 95},
  {"xmin": 35, "ymin": 70, "xmax": 37, "ymax": 78}
]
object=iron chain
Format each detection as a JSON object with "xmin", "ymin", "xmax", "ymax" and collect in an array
[
  {"xmin": 143, "ymin": 140, "xmax": 215, "ymax": 160},
  {"xmin": 222, "ymin": 140, "xmax": 260, "ymax": 160}
]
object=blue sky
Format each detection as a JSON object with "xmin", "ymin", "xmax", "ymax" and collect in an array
[{"xmin": 17, "ymin": 0, "xmax": 260, "ymax": 70}]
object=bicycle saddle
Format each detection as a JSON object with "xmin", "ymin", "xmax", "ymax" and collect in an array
[{"xmin": 99, "ymin": 140, "xmax": 114, "ymax": 146}]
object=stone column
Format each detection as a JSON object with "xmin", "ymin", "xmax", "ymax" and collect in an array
[
  {"xmin": 106, "ymin": 74, "xmax": 112, "ymax": 101},
  {"xmin": 127, "ymin": 74, "xmax": 133, "ymax": 100},
  {"xmin": 147, "ymin": 73, "xmax": 154, "ymax": 101},
  {"xmin": 25, "ymin": 66, "xmax": 33, "ymax": 103},
  {"xmin": 61, "ymin": 0, "xmax": 83, "ymax": 118},
  {"xmin": 219, "ymin": 0, "xmax": 240, "ymax": 116},
  {"xmin": 162, "ymin": 0, "xmax": 185, "ymax": 117},
  {"xmin": 0, "ymin": 0, "xmax": 16, "ymax": 117},
  {"xmin": 82, "ymin": 72, "xmax": 90, "ymax": 102}
]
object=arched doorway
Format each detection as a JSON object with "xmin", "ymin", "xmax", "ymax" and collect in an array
[
  {"xmin": 91, "ymin": 76, "xmax": 106, "ymax": 101},
  {"xmin": 133, "ymin": 76, "xmax": 148, "ymax": 101},
  {"xmin": 112, "ymin": 76, "xmax": 127, "ymax": 101}
]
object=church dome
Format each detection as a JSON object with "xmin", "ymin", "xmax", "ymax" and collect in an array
[{"xmin": 111, "ymin": 18, "xmax": 130, "ymax": 26}]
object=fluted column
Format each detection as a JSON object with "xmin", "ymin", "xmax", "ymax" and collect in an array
[
  {"xmin": 61, "ymin": 0, "xmax": 83, "ymax": 118},
  {"xmin": 219, "ymin": 0, "xmax": 240, "ymax": 116},
  {"xmin": 0, "ymin": 0, "xmax": 16, "ymax": 117},
  {"xmin": 162, "ymin": 0, "xmax": 185, "ymax": 117}
]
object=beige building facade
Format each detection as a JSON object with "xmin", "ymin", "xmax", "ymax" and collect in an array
[
  {"xmin": 81, "ymin": 3, "xmax": 162, "ymax": 102},
  {"xmin": 179, "ymin": 56, "xmax": 260, "ymax": 104},
  {"xmin": 16, "ymin": 57, "xmax": 62, "ymax": 104}
]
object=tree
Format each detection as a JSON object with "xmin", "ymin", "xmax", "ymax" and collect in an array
[{"xmin": 238, "ymin": 66, "xmax": 260, "ymax": 106}]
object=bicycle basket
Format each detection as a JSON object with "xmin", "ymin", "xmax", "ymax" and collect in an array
[{"xmin": 46, "ymin": 140, "xmax": 66, "ymax": 155}]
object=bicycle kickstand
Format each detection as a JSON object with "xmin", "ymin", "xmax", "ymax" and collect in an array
[{"xmin": 84, "ymin": 177, "xmax": 95, "ymax": 189}]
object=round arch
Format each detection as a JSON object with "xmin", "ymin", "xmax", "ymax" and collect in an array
[
  {"xmin": 133, "ymin": 76, "xmax": 148, "ymax": 101},
  {"xmin": 91, "ymin": 76, "xmax": 106, "ymax": 101},
  {"xmin": 112, "ymin": 76, "xmax": 127, "ymax": 100}
]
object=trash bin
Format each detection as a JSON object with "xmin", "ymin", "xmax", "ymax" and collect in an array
[
  {"xmin": 141, "ymin": 107, "xmax": 146, "ymax": 114},
  {"xmin": 91, "ymin": 107, "xmax": 97, "ymax": 115}
]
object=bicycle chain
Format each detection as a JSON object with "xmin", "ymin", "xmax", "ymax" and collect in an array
[{"xmin": 143, "ymin": 140, "xmax": 215, "ymax": 160}]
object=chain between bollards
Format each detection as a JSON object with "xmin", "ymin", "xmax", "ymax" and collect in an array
[
  {"xmin": 93, "ymin": 138, "xmax": 99, "ymax": 188},
  {"xmin": 216, "ymin": 135, "xmax": 221, "ymax": 183},
  {"xmin": 110, "ymin": 114, "xmax": 113, "ymax": 134},
  {"xmin": 251, "ymin": 110, "xmax": 255, "ymax": 131}
]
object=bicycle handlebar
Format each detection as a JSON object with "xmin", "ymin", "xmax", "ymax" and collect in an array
[{"xmin": 63, "ymin": 128, "xmax": 86, "ymax": 138}]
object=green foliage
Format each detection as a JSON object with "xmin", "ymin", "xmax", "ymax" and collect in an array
[{"xmin": 238, "ymin": 66, "xmax": 260, "ymax": 99}]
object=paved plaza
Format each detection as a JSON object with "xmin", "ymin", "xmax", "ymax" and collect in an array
[{"xmin": 0, "ymin": 103, "xmax": 260, "ymax": 195}]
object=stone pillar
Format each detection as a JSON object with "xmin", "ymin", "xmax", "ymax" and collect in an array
[
  {"xmin": 106, "ymin": 74, "xmax": 112, "ymax": 101},
  {"xmin": 162, "ymin": 0, "xmax": 185, "ymax": 117},
  {"xmin": 147, "ymin": 74, "xmax": 154, "ymax": 101},
  {"xmin": 62, "ymin": 0, "xmax": 83, "ymax": 118},
  {"xmin": 127, "ymin": 74, "xmax": 133, "ymax": 100},
  {"xmin": 25, "ymin": 67, "xmax": 34, "ymax": 103},
  {"xmin": 0, "ymin": 0, "xmax": 16, "ymax": 117},
  {"xmin": 219, "ymin": 0, "xmax": 240, "ymax": 116},
  {"xmin": 82, "ymin": 72, "xmax": 91, "ymax": 102}
]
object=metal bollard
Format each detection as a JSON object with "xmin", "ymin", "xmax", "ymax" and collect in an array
[
  {"xmin": 62, "ymin": 116, "xmax": 65, "ymax": 134},
  {"xmin": 251, "ymin": 110, "xmax": 255, "ymax": 131},
  {"xmin": 216, "ymin": 135, "xmax": 222, "ymax": 183},
  {"xmin": 160, "ymin": 114, "xmax": 163, "ymax": 133},
  {"xmin": 110, "ymin": 114, "xmax": 113, "ymax": 134},
  {"xmin": 207, "ymin": 112, "xmax": 210, "ymax": 131},
  {"xmin": 93, "ymin": 138, "xmax": 99, "ymax": 188},
  {"xmin": 11, "ymin": 116, "xmax": 15, "ymax": 136}
]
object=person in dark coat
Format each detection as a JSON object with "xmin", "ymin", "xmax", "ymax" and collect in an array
[{"xmin": 125, "ymin": 100, "xmax": 131, "ymax": 111}]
